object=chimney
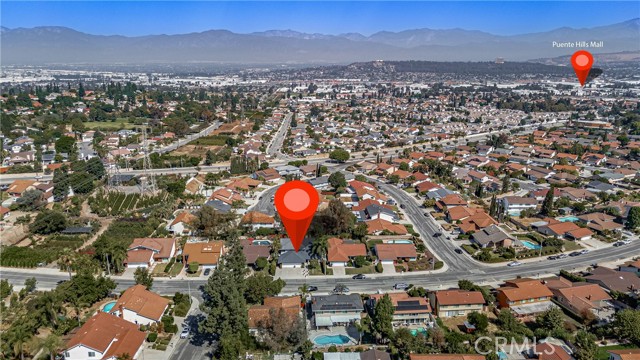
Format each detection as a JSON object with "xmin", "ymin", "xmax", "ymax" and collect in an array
[{"xmin": 119, "ymin": 304, "xmax": 124, "ymax": 319}]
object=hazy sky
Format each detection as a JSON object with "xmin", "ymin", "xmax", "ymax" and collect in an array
[{"xmin": 2, "ymin": 1, "xmax": 639, "ymax": 36}]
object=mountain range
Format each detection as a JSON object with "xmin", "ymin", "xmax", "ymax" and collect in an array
[{"xmin": 1, "ymin": 18, "xmax": 638, "ymax": 65}]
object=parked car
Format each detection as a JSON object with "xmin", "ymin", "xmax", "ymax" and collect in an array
[
  {"xmin": 433, "ymin": 232, "xmax": 443, "ymax": 237},
  {"xmin": 569, "ymin": 251, "xmax": 581, "ymax": 257},
  {"xmin": 393, "ymin": 283, "xmax": 409, "ymax": 290},
  {"xmin": 621, "ymin": 239, "xmax": 632, "ymax": 245},
  {"xmin": 507, "ymin": 261, "xmax": 522, "ymax": 267},
  {"xmin": 56, "ymin": 280, "xmax": 67, "ymax": 285},
  {"xmin": 204, "ymin": 268, "xmax": 211, "ymax": 276},
  {"xmin": 400, "ymin": 204, "xmax": 406, "ymax": 209},
  {"xmin": 454, "ymin": 248, "xmax": 463, "ymax": 254},
  {"xmin": 613, "ymin": 241, "xmax": 624, "ymax": 247},
  {"xmin": 579, "ymin": 249, "xmax": 590, "ymax": 255},
  {"xmin": 557, "ymin": 253, "xmax": 568, "ymax": 259},
  {"xmin": 333, "ymin": 284, "xmax": 350, "ymax": 294},
  {"xmin": 352, "ymin": 274, "xmax": 366, "ymax": 280},
  {"xmin": 547, "ymin": 255, "xmax": 558, "ymax": 260},
  {"xmin": 424, "ymin": 213, "xmax": 429, "ymax": 217},
  {"xmin": 180, "ymin": 328, "xmax": 190, "ymax": 339},
  {"xmin": 307, "ymin": 285, "xmax": 318, "ymax": 292}
]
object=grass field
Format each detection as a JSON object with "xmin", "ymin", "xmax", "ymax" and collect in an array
[
  {"xmin": 345, "ymin": 265, "xmax": 375, "ymax": 275},
  {"xmin": 84, "ymin": 118, "xmax": 138, "ymax": 130}
]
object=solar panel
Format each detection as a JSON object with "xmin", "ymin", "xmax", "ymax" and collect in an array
[{"xmin": 395, "ymin": 300, "xmax": 428, "ymax": 312}]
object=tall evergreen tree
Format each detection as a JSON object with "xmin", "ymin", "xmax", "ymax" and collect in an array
[
  {"xmin": 372, "ymin": 294, "xmax": 395, "ymax": 342},
  {"xmin": 541, "ymin": 188, "xmax": 555, "ymax": 216},
  {"xmin": 489, "ymin": 195, "xmax": 498, "ymax": 218}
]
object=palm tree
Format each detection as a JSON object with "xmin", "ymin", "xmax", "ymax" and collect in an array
[
  {"xmin": 310, "ymin": 237, "xmax": 329, "ymax": 274},
  {"xmin": 42, "ymin": 333, "xmax": 62, "ymax": 360},
  {"xmin": 59, "ymin": 252, "xmax": 74, "ymax": 279},
  {"xmin": 10, "ymin": 325, "xmax": 32, "ymax": 360}
]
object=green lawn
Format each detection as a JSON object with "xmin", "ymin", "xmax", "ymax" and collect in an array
[
  {"xmin": 84, "ymin": 118, "xmax": 139, "ymax": 130},
  {"xmin": 309, "ymin": 268, "xmax": 333, "ymax": 276},
  {"xmin": 563, "ymin": 240, "xmax": 584, "ymax": 251},
  {"xmin": 168, "ymin": 263, "xmax": 184, "ymax": 276},
  {"xmin": 596, "ymin": 344, "xmax": 636, "ymax": 360},
  {"xmin": 345, "ymin": 265, "xmax": 375, "ymax": 275},
  {"xmin": 152, "ymin": 263, "xmax": 167, "ymax": 275}
]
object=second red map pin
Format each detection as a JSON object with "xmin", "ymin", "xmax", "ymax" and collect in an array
[
  {"xmin": 571, "ymin": 50, "xmax": 593, "ymax": 87},
  {"xmin": 274, "ymin": 180, "xmax": 319, "ymax": 252}
]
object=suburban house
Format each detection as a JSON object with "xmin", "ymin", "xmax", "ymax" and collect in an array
[
  {"xmin": 607, "ymin": 349, "xmax": 640, "ymax": 360},
  {"xmin": 278, "ymin": 238, "xmax": 312, "ymax": 268},
  {"xmin": 586, "ymin": 267, "xmax": 640, "ymax": 295},
  {"xmin": 501, "ymin": 196, "xmax": 538, "ymax": 215},
  {"xmin": 538, "ymin": 221, "xmax": 592, "ymax": 240},
  {"xmin": 369, "ymin": 293, "xmax": 434, "ymax": 326},
  {"xmin": 166, "ymin": 211, "xmax": 197, "ymax": 235},
  {"xmin": 63, "ymin": 312, "xmax": 146, "ymax": 360},
  {"xmin": 312, "ymin": 294, "xmax": 364, "ymax": 329},
  {"xmin": 471, "ymin": 225, "xmax": 515, "ymax": 248},
  {"xmin": 241, "ymin": 211, "xmax": 276, "ymax": 231},
  {"xmin": 548, "ymin": 281, "xmax": 613, "ymax": 322},
  {"xmin": 619, "ymin": 259, "xmax": 640, "ymax": 276},
  {"xmin": 6, "ymin": 179, "xmax": 37, "ymax": 199},
  {"xmin": 496, "ymin": 278, "xmax": 556, "ymax": 318},
  {"xmin": 366, "ymin": 219, "xmax": 408, "ymax": 235},
  {"xmin": 327, "ymin": 237, "xmax": 367, "ymax": 267},
  {"xmin": 109, "ymin": 285, "xmax": 170, "ymax": 325},
  {"xmin": 429, "ymin": 290, "xmax": 485, "ymax": 318},
  {"xmin": 125, "ymin": 238, "xmax": 176, "ymax": 269},
  {"xmin": 374, "ymin": 243, "xmax": 417, "ymax": 264},
  {"xmin": 241, "ymin": 240, "xmax": 272, "ymax": 268},
  {"xmin": 577, "ymin": 213, "xmax": 624, "ymax": 233},
  {"xmin": 182, "ymin": 241, "xmax": 225, "ymax": 270},
  {"xmin": 248, "ymin": 296, "xmax": 301, "ymax": 333}
]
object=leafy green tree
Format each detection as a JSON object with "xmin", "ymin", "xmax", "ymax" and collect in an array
[
  {"xmin": 23, "ymin": 277, "xmax": 37, "ymax": 293},
  {"xmin": 541, "ymin": 188, "xmax": 555, "ymax": 216},
  {"xmin": 467, "ymin": 311, "xmax": 489, "ymax": 332},
  {"xmin": 372, "ymin": 294, "xmax": 394, "ymax": 342},
  {"xmin": 352, "ymin": 222, "xmax": 368, "ymax": 240},
  {"xmin": 53, "ymin": 169, "xmax": 69, "ymax": 201},
  {"xmin": 329, "ymin": 148, "xmax": 350, "ymax": 162},
  {"xmin": 536, "ymin": 307, "xmax": 564, "ymax": 334},
  {"xmin": 244, "ymin": 273, "xmax": 286, "ymax": 304},
  {"xmin": 0, "ymin": 279, "xmax": 13, "ymax": 299},
  {"xmin": 69, "ymin": 171, "xmax": 95, "ymax": 194},
  {"xmin": 16, "ymin": 189, "xmax": 45, "ymax": 211},
  {"xmin": 574, "ymin": 330, "xmax": 597, "ymax": 360},
  {"xmin": 259, "ymin": 307, "xmax": 307, "ymax": 351},
  {"xmin": 310, "ymin": 236, "xmax": 329, "ymax": 273},
  {"xmin": 134, "ymin": 267, "xmax": 153, "ymax": 289},
  {"xmin": 328, "ymin": 172, "xmax": 347, "ymax": 189},
  {"xmin": 625, "ymin": 207, "xmax": 640, "ymax": 230},
  {"xmin": 193, "ymin": 205, "xmax": 238, "ymax": 240},
  {"xmin": 86, "ymin": 158, "xmax": 106, "ymax": 179},
  {"xmin": 29, "ymin": 210, "xmax": 67, "ymax": 235},
  {"xmin": 612, "ymin": 309, "xmax": 640, "ymax": 346},
  {"xmin": 42, "ymin": 333, "xmax": 62, "ymax": 360},
  {"xmin": 217, "ymin": 332, "xmax": 244, "ymax": 360},
  {"xmin": 55, "ymin": 135, "xmax": 76, "ymax": 154}
]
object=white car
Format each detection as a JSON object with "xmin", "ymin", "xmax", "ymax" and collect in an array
[
  {"xmin": 180, "ymin": 329, "xmax": 190, "ymax": 339},
  {"xmin": 507, "ymin": 261, "xmax": 522, "ymax": 267},
  {"xmin": 621, "ymin": 239, "xmax": 632, "ymax": 245}
]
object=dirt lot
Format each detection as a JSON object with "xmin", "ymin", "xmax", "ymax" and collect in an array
[
  {"xmin": 214, "ymin": 121, "xmax": 252, "ymax": 135},
  {"xmin": 171, "ymin": 144, "xmax": 222, "ymax": 157}
]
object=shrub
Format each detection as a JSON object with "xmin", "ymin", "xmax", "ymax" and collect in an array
[
  {"xmin": 434, "ymin": 261, "xmax": 444, "ymax": 270},
  {"xmin": 255, "ymin": 257, "xmax": 268, "ymax": 271},
  {"xmin": 173, "ymin": 302, "xmax": 190, "ymax": 317},
  {"xmin": 165, "ymin": 324, "xmax": 178, "ymax": 334},
  {"xmin": 147, "ymin": 332, "xmax": 158, "ymax": 342},
  {"xmin": 328, "ymin": 345, "xmax": 338, "ymax": 352},
  {"xmin": 375, "ymin": 262, "xmax": 383, "ymax": 273},
  {"xmin": 268, "ymin": 261, "xmax": 276, "ymax": 276}
]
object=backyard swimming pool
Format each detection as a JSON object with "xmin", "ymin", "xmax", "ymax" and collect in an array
[
  {"xmin": 410, "ymin": 328, "xmax": 428, "ymax": 336},
  {"xmin": 313, "ymin": 335, "xmax": 351, "ymax": 346},
  {"xmin": 521, "ymin": 240, "xmax": 541, "ymax": 250},
  {"xmin": 252, "ymin": 240, "xmax": 272, "ymax": 246},
  {"xmin": 557, "ymin": 216, "xmax": 579, "ymax": 222},
  {"xmin": 386, "ymin": 240, "xmax": 413, "ymax": 244},
  {"xmin": 102, "ymin": 301, "xmax": 117, "ymax": 312}
]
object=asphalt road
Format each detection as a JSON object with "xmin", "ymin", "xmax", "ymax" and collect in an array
[
  {"xmin": 266, "ymin": 113, "xmax": 292, "ymax": 158},
  {"xmin": 153, "ymin": 121, "xmax": 221, "ymax": 155}
]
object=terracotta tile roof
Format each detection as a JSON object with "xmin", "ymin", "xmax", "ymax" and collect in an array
[
  {"xmin": 7, "ymin": 179, "xmax": 36, "ymax": 195},
  {"xmin": 498, "ymin": 279, "xmax": 553, "ymax": 302},
  {"xmin": 248, "ymin": 296, "xmax": 300, "ymax": 328},
  {"xmin": 125, "ymin": 249, "xmax": 154, "ymax": 265},
  {"xmin": 439, "ymin": 194, "xmax": 467, "ymax": 206},
  {"xmin": 545, "ymin": 222, "xmax": 581, "ymax": 235},
  {"xmin": 537, "ymin": 343, "xmax": 572, "ymax": 360},
  {"xmin": 566, "ymin": 227, "xmax": 593, "ymax": 239},
  {"xmin": 352, "ymin": 199, "xmax": 393, "ymax": 212},
  {"xmin": 111, "ymin": 285, "xmax": 170, "ymax": 322},
  {"xmin": 416, "ymin": 181, "xmax": 440, "ymax": 193},
  {"xmin": 182, "ymin": 241, "xmax": 224, "ymax": 266},
  {"xmin": 607, "ymin": 350, "xmax": 640, "ymax": 360},
  {"xmin": 435, "ymin": 290, "xmax": 485, "ymax": 306},
  {"xmin": 170, "ymin": 211, "xmax": 197, "ymax": 227},
  {"xmin": 0, "ymin": 206, "xmax": 9, "ymax": 216},
  {"xmin": 327, "ymin": 237, "xmax": 367, "ymax": 262},
  {"xmin": 241, "ymin": 211, "xmax": 275, "ymax": 225},
  {"xmin": 242, "ymin": 243, "xmax": 271, "ymax": 264},
  {"xmin": 128, "ymin": 238, "xmax": 176, "ymax": 260},
  {"xmin": 366, "ymin": 219, "xmax": 407, "ymax": 235},
  {"xmin": 554, "ymin": 283, "xmax": 611, "ymax": 313},
  {"xmin": 375, "ymin": 243, "xmax": 417, "ymax": 261},
  {"xmin": 65, "ymin": 312, "xmax": 146, "ymax": 360},
  {"xmin": 448, "ymin": 206, "xmax": 483, "ymax": 221}
]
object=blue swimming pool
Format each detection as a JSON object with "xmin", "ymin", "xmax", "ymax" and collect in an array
[
  {"xmin": 497, "ymin": 351, "xmax": 507, "ymax": 360},
  {"xmin": 102, "ymin": 301, "xmax": 116, "ymax": 312},
  {"xmin": 252, "ymin": 240, "xmax": 272, "ymax": 246},
  {"xmin": 387, "ymin": 240, "xmax": 413, "ymax": 244},
  {"xmin": 410, "ymin": 328, "xmax": 428, "ymax": 336},
  {"xmin": 521, "ymin": 240, "xmax": 541, "ymax": 250},
  {"xmin": 313, "ymin": 335, "xmax": 351, "ymax": 345},
  {"xmin": 557, "ymin": 216, "xmax": 579, "ymax": 222}
]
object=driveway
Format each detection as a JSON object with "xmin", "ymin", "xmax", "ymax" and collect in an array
[{"xmin": 382, "ymin": 263, "xmax": 397, "ymax": 274}]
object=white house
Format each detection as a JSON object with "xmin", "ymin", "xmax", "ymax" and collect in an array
[{"xmin": 501, "ymin": 196, "xmax": 538, "ymax": 215}]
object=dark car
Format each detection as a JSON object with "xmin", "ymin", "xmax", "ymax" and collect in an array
[
  {"xmin": 547, "ymin": 255, "xmax": 558, "ymax": 260},
  {"xmin": 612, "ymin": 241, "xmax": 624, "ymax": 247},
  {"xmin": 400, "ymin": 204, "xmax": 406, "ymax": 209},
  {"xmin": 433, "ymin": 232, "xmax": 443, "ymax": 237},
  {"xmin": 569, "ymin": 251, "xmax": 581, "ymax": 257},
  {"xmin": 204, "ymin": 268, "xmax": 211, "ymax": 276},
  {"xmin": 352, "ymin": 274, "xmax": 366, "ymax": 280},
  {"xmin": 454, "ymin": 248, "xmax": 463, "ymax": 254},
  {"xmin": 424, "ymin": 213, "xmax": 429, "ymax": 217},
  {"xmin": 307, "ymin": 285, "xmax": 318, "ymax": 292},
  {"xmin": 56, "ymin": 280, "xmax": 67, "ymax": 285}
]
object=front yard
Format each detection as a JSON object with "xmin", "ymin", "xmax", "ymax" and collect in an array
[{"xmin": 345, "ymin": 265, "xmax": 376, "ymax": 275}]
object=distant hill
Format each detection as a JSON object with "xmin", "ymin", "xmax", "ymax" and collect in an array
[
  {"xmin": 530, "ymin": 51, "xmax": 640, "ymax": 65},
  {"xmin": 1, "ymin": 18, "xmax": 638, "ymax": 65}
]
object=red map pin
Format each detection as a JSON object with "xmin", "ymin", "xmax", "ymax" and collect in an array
[
  {"xmin": 275, "ymin": 180, "xmax": 319, "ymax": 252},
  {"xmin": 571, "ymin": 50, "xmax": 593, "ymax": 86}
]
